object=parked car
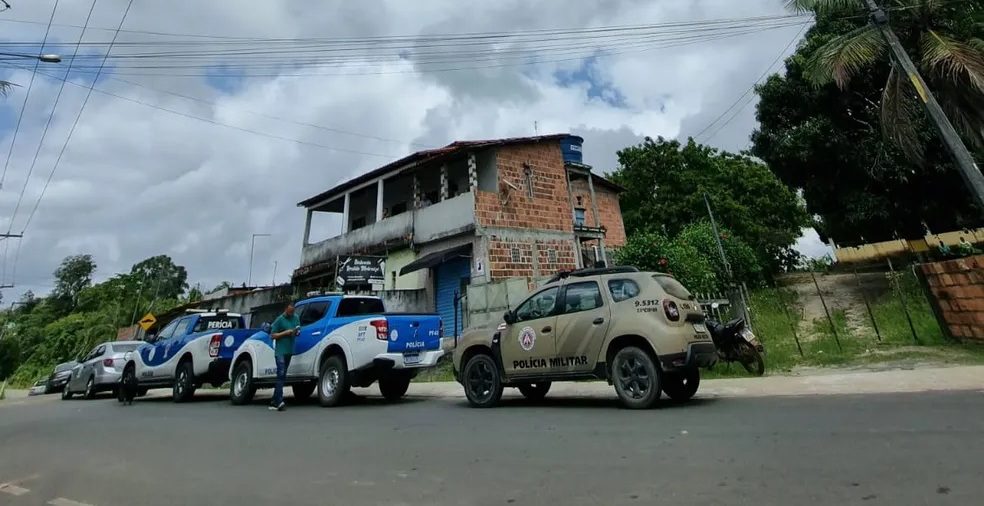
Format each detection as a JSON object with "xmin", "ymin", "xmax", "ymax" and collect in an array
[
  {"xmin": 62, "ymin": 341, "xmax": 143, "ymax": 400},
  {"xmin": 29, "ymin": 379, "xmax": 49, "ymax": 396},
  {"xmin": 230, "ymin": 294, "xmax": 445, "ymax": 407},
  {"xmin": 46, "ymin": 360, "xmax": 78, "ymax": 393},
  {"xmin": 452, "ymin": 266, "xmax": 718, "ymax": 409},
  {"xmin": 121, "ymin": 310, "xmax": 261, "ymax": 402}
]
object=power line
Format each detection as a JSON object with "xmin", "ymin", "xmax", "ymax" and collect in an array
[
  {"xmin": 694, "ymin": 23, "xmax": 810, "ymax": 143},
  {"xmin": 0, "ymin": 0, "xmax": 59, "ymax": 190},
  {"xmin": 17, "ymin": 0, "xmax": 135, "ymax": 243}
]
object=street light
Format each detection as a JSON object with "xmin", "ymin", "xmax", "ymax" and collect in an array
[
  {"xmin": 0, "ymin": 52, "xmax": 62, "ymax": 63},
  {"xmin": 248, "ymin": 233, "xmax": 271, "ymax": 287}
]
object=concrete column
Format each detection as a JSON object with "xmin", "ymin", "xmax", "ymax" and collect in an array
[
  {"xmin": 342, "ymin": 192, "xmax": 351, "ymax": 234},
  {"xmin": 412, "ymin": 174, "xmax": 421, "ymax": 209},
  {"xmin": 564, "ymin": 168, "xmax": 576, "ymax": 227},
  {"xmin": 440, "ymin": 164, "xmax": 448, "ymax": 201},
  {"xmin": 376, "ymin": 179, "xmax": 385, "ymax": 223},
  {"xmin": 303, "ymin": 209, "xmax": 313, "ymax": 246},
  {"xmin": 467, "ymin": 153, "xmax": 478, "ymax": 192},
  {"xmin": 586, "ymin": 172, "xmax": 607, "ymax": 265}
]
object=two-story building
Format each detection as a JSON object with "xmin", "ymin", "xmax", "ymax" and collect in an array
[{"xmin": 292, "ymin": 134, "xmax": 626, "ymax": 334}]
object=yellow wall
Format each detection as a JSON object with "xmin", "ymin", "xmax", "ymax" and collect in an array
[
  {"xmin": 384, "ymin": 248, "xmax": 427, "ymax": 290},
  {"xmin": 834, "ymin": 228, "xmax": 984, "ymax": 264}
]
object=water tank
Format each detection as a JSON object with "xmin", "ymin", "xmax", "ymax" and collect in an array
[{"xmin": 560, "ymin": 135, "xmax": 584, "ymax": 164}]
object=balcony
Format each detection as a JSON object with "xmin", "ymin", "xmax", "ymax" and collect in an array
[{"xmin": 300, "ymin": 192, "xmax": 476, "ymax": 268}]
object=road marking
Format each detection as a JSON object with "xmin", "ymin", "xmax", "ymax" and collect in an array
[
  {"xmin": 49, "ymin": 498, "xmax": 94, "ymax": 506},
  {"xmin": 0, "ymin": 483, "xmax": 30, "ymax": 496}
]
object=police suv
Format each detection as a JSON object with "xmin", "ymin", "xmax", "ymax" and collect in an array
[
  {"xmin": 121, "ymin": 310, "xmax": 260, "ymax": 402},
  {"xmin": 230, "ymin": 294, "xmax": 445, "ymax": 407}
]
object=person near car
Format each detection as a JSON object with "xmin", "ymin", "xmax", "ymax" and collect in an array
[{"xmin": 269, "ymin": 302, "xmax": 300, "ymax": 411}]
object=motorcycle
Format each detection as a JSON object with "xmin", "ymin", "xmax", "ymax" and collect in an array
[{"xmin": 705, "ymin": 305, "xmax": 765, "ymax": 376}]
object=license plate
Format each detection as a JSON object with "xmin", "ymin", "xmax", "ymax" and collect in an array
[
  {"xmin": 404, "ymin": 352, "xmax": 421, "ymax": 365},
  {"xmin": 693, "ymin": 323, "xmax": 707, "ymax": 334}
]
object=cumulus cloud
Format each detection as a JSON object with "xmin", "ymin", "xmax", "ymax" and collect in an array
[{"xmin": 0, "ymin": 0, "xmax": 817, "ymax": 298}]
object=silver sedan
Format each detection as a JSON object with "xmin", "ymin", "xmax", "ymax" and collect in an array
[{"xmin": 63, "ymin": 341, "xmax": 142, "ymax": 400}]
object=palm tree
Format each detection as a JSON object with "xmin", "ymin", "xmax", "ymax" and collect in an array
[
  {"xmin": 0, "ymin": 81, "xmax": 14, "ymax": 97},
  {"xmin": 788, "ymin": 0, "xmax": 984, "ymax": 158}
]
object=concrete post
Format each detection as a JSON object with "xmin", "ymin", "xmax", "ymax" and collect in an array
[
  {"xmin": 586, "ymin": 172, "xmax": 607, "ymax": 264},
  {"xmin": 467, "ymin": 153, "xmax": 478, "ymax": 192},
  {"xmin": 440, "ymin": 164, "xmax": 448, "ymax": 201},
  {"xmin": 376, "ymin": 179, "xmax": 385, "ymax": 223},
  {"xmin": 342, "ymin": 192, "xmax": 351, "ymax": 234},
  {"xmin": 303, "ymin": 209, "xmax": 313, "ymax": 246}
]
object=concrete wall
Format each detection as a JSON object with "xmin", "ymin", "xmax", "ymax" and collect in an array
[
  {"xmin": 920, "ymin": 255, "xmax": 984, "ymax": 342},
  {"xmin": 202, "ymin": 285, "xmax": 295, "ymax": 320},
  {"xmin": 569, "ymin": 177, "xmax": 627, "ymax": 247},
  {"xmin": 378, "ymin": 289, "xmax": 433, "ymax": 313},
  {"xmin": 415, "ymin": 192, "xmax": 475, "ymax": 243},
  {"xmin": 384, "ymin": 248, "xmax": 426, "ymax": 290}
]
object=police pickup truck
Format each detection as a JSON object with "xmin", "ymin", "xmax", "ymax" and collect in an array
[
  {"xmin": 121, "ymin": 310, "xmax": 260, "ymax": 402},
  {"xmin": 229, "ymin": 294, "xmax": 445, "ymax": 407}
]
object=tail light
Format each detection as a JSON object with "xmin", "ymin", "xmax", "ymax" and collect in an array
[
  {"xmin": 663, "ymin": 299, "xmax": 680, "ymax": 322},
  {"xmin": 370, "ymin": 320, "xmax": 388, "ymax": 341},
  {"xmin": 103, "ymin": 358, "xmax": 114, "ymax": 367},
  {"xmin": 208, "ymin": 334, "xmax": 222, "ymax": 357}
]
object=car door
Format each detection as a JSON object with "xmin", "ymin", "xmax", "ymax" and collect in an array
[
  {"xmin": 160, "ymin": 317, "xmax": 194, "ymax": 379},
  {"xmin": 141, "ymin": 319, "xmax": 177, "ymax": 379},
  {"xmin": 290, "ymin": 300, "xmax": 331, "ymax": 377},
  {"xmin": 501, "ymin": 286, "xmax": 560, "ymax": 378},
  {"xmin": 553, "ymin": 280, "xmax": 611, "ymax": 374},
  {"xmin": 74, "ymin": 346, "xmax": 101, "ymax": 390}
]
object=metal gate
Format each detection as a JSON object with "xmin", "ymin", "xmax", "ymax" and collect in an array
[{"xmin": 435, "ymin": 258, "xmax": 470, "ymax": 336}]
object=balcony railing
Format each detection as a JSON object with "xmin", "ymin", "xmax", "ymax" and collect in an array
[{"xmin": 301, "ymin": 192, "xmax": 475, "ymax": 267}]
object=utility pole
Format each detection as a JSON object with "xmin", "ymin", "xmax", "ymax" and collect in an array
[
  {"xmin": 248, "ymin": 233, "xmax": 270, "ymax": 287},
  {"xmin": 703, "ymin": 193, "xmax": 732, "ymax": 280},
  {"xmin": 864, "ymin": 0, "xmax": 984, "ymax": 210}
]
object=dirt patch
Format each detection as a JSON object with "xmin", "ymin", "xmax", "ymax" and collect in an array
[{"xmin": 778, "ymin": 272, "xmax": 892, "ymax": 341}]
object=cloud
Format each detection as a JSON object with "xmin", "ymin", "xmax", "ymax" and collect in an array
[{"xmin": 0, "ymin": 0, "xmax": 812, "ymax": 298}]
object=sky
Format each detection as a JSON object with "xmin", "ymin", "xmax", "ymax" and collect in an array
[{"xmin": 0, "ymin": 0, "xmax": 830, "ymax": 299}]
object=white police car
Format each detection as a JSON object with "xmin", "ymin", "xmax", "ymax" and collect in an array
[{"xmin": 229, "ymin": 294, "xmax": 445, "ymax": 406}]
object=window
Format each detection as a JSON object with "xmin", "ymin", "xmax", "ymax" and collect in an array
[
  {"xmin": 562, "ymin": 282, "xmax": 603, "ymax": 314},
  {"xmin": 112, "ymin": 343, "xmax": 139, "ymax": 353},
  {"xmin": 336, "ymin": 298, "xmax": 385, "ymax": 317},
  {"xmin": 172, "ymin": 317, "xmax": 194, "ymax": 338},
  {"xmin": 574, "ymin": 208, "xmax": 586, "ymax": 226},
  {"xmin": 300, "ymin": 301, "xmax": 330, "ymax": 326},
  {"xmin": 193, "ymin": 316, "xmax": 243, "ymax": 333},
  {"xmin": 84, "ymin": 346, "xmax": 100, "ymax": 361},
  {"xmin": 608, "ymin": 279, "xmax": 641, "ymax": 302},
  {"xmin": 95, "ymin": 345, "xmax": 106, "ymax": 358},
  {"xmin": 653, "ymin": 274, "xmax": 693, "ymax": 300},
  {"xmin": 511, "ymin": 247, "xmax": 521, "ymax": 263},
  {"xmin": 515, "ymin": 287, "xmax": 559, "ymax": 322},
  {"xmin": 154, "ymin": 320, "xmax": 180, "ymax": 341},
  {"xmin": 547, "ymin": 249, "xmax": 558, "ymax": 263},
  {"xmin": 351, "ymin": 216, "xmax": 367, "ymax": 230}
]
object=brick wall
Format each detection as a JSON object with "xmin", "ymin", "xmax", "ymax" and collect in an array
[
  {"xmin": 569, "ymin": 178, "xmax": 627, "ymax": 247},
  {"xmin": 486, "ymin": 237, "xmax": 577, "ymax": 281},
  {"xmin": 475, "ymin": 142, "xmax": 574, "ymax": 233},
  {"xmin": 921, "ymin": 255, "xmax": 984, "ymax": 342}
]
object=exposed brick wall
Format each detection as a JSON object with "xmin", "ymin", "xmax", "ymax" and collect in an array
[
  {"xmin": 487, "ymin": 237, "xmax": 577, "ymax": 281},
  {"xmin": 921, "ymin": 255, "xmax": 984, "ymax": 342},
  {"xmin": 568, "ymin": 178, "xmax": 627, "ymax": 247},
  {"xmin": 475, "ymin": 142, "xmax": 574, "ymax": 233}
]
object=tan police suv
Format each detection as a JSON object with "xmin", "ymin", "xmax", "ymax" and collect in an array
[{"xmin": 452, "ymin": 267, "xmax": 717, "ymax": 409}]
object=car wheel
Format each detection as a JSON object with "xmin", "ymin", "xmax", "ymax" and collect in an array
[
  {"xmin": 61, "ymin": 383, "xmax": 73, "ymax": 400},
  {"xmin": 173, "ymin": 361, "xmax": 196, "ymax": 403},
  {"xmin": 292, "ymin": 382, "xmax": 315, "ymax": 401},
  {"xmin": 83, "ymin": 376, "xmax": 96, "ymax": 400},
  {"xmin": 318, "ymin": 355, "xmax": 349, "ymax": 407},
  {"xmin": 738, "ymin": 341, "xmax": 766, "ymax": 377},
  {"xmin": 378, "ymin": 373, "xmax": 411, "ymax": 402},
  {"xmin": 612, "ymin": 346, "xmax": 661, "ymax": 409},
  {"xmin": 230, "ymin": 360, "xmax": 256, "ymax": 406},
  {"xmin": 661, "ymin": 368, "xmax": 700, "ymax": 402},
  {"xmin": 517, "ymin": 382, "xmax": 551, "ymax": 401},
  {"xmin": 462, "ymin": 353, "xmax": 503, "ymax": 408}
]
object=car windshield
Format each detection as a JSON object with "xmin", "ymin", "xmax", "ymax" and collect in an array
[{"xmin": 54, "ymin": 363, "xmax": 74, "ymax": 373}]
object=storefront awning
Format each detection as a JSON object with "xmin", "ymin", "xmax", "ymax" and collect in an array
[{"xmin": 399, "ymin": 244, "xmax": 472, "ymax": 276}]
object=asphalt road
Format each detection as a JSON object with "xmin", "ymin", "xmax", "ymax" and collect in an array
[{"xmin": 1, "ymin": 389, "xmax": 982, "ymax": 506}]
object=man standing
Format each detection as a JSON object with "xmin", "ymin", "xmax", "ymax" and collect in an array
[{"xmin": 269, "ymin": 302, "xmax": 300, "ymax": 411}]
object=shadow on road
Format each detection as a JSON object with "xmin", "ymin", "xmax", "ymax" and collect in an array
[{"xmin": 450, "ymin": 396, "xmax": 719, "ymax": 410}]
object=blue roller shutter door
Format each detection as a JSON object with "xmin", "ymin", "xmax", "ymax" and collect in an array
[{"xmin": 435, "ymin": 258, "xmax": 471, "ymax": 337}]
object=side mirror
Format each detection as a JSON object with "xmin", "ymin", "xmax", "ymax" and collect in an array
[{"xmin": 503, "ymin": 311, "xmax": 516, "ymax": 325}]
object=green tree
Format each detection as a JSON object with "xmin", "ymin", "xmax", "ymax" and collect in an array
[
  {"xmin": 611, "ymin": 137, "xmax": 809, "ymax": 272},
  {"xmin": 129, "ymin": 255, "xmax": 189, "ymax": 301},
  {"xmin": 52, "ymin": 254, "xmax": 96, "ymax": 312},
  {"xmin": 788, "ymin": 0, "xmax": 984, "ymax": 155},
  {"xmin": 752, "ymin": 11, "xmax": 981, "ymax": 244}
]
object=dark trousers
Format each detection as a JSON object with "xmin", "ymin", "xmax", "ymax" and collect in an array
[{"xmin": 272, "ymin": 354, "xmax": 292, "ymax": 405}]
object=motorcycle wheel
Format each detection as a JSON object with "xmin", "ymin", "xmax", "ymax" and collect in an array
[{"xmin": 738, "ymin": 341, "xmax": 765, "ymax": 376}]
